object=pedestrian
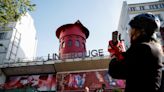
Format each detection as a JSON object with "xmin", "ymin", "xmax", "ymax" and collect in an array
[{"xmin": 108, "ymin": 12, "xmax": 163, "ymax": 92}]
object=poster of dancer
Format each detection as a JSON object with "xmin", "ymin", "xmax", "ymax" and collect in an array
[
  {"xmin": 0, "ymin": 74, "xmax": 56, "ymax": 91},
  {"xmin": 57, "ymin": 70, "xmax": 125, "ymax": 91}
]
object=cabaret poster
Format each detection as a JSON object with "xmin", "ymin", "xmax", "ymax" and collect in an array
[
  {"xmin": 0, "ymin": 74, "xmax": 56, "ymax": 91},
  {"xmin": 57, "ymin": 70, "xmax": 125, "ymax": 91}
]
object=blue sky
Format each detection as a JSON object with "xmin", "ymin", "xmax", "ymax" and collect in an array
[{"xmin": 31, "ymin": 0, "xmax": 158, "ymax": 57}]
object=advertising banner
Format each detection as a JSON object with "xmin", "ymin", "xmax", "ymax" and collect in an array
[
  {"xmin": 0, "ymin": 74, "xmax": 56, "ymax": 91},
  {"xmin": 57, "ymin": 70, "xmax": 125, "ymax": 91}
]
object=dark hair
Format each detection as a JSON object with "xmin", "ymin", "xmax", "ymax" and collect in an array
[{"xmin": 129, "ymin": 12, "xmax": 160, "ymax": 37}]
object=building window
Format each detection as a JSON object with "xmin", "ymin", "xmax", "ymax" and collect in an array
[
  {"xmin": 149, "ymin": 5, "xmax": 155, "ymax": 9},
  {"xmin": 155, "ymin": 4, "xmax": 159, "ymax": 9},
  {"xmin": 160, "ymin": 3, "xmax": 164, "ymax": 8},
  {"xmin": 159, "ymin": 4, "xmax": 163, "ymax": 8},
  {"xmin": 68, "ymin": 40, "xmax": 72, "ymax": 47},
  {"xmin": 0, "ymin": 33, "xmax": 6, "ymax": 39},
  {"xmin": 130, "ymin": 7, "xmax": 136, "ymax": 11},
  {"xmin": 61, "ymin": 42, "xmax": 65, "ymax": 48},
  {"xmin": 75, "ymin": 40, "xmax": 80, "ymax": 47},
  {"xmin": 149, "ymin": 4, "xmax": 160, "ymax": 9},
  {"xmin": 139, "ymin": 6, "xmax": 145, "ymax": 10}
]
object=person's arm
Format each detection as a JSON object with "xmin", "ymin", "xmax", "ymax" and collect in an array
[
  {"xmin": 108, "ymin": 52, "xmax": 127, "ymax": 79},
  {"xmin": 108, "ymin": 44, "xmax": 145, "ymax": 79}
]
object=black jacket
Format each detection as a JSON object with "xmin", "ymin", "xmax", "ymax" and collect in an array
[{"xmin": 109, "ymin": 43, "xmax": 163, "ymax": 92}]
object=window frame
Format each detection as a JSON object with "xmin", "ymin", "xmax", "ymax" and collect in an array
[
  {"xmin": 68, "ymin": 39, "xmax": 72, "ymax": 47},
  {"xmin": 75, "ymin": 40, "xmax": 80, "ymax": 47}
]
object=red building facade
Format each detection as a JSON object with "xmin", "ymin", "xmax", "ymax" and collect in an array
[{"xmin": 56, "ymin": 20, "xmax": 89, "ymax": 59}]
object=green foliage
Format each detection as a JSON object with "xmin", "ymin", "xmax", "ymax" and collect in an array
[{"xmin": 0, "ymin": 0, "xmax": 36, "ymax": 26}]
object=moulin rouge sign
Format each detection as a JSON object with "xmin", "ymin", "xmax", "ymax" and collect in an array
[{"xmin": 47, "ymin": 49, "xmax": 104, "ymax": 60}]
